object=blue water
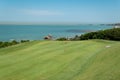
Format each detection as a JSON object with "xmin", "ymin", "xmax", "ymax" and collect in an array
[{"xmin": 0, "ymin": 25, "xmax": 113, "ymax": 41}]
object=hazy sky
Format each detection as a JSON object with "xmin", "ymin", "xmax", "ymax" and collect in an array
[{"xmin": 0, "ymin": 0, "xmax": 120, "ymax": 23}]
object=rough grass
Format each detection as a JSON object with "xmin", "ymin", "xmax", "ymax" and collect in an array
[{"xmin": 0, "ymin": 40, "xmax": 120, "ymax": 80}]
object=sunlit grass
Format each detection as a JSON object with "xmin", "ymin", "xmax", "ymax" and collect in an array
[{"xmin": 0, "ymin": 40, "xmax": 120, "ymax": 80}]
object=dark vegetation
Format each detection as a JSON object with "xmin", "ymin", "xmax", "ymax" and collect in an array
[
  {"xmin": 56, "ymin": 37, "xmax": 68, "ymax": 41},
  {"xmin": 78, "ymin": 28, "xmax": 120, "ymax": 41},
  {"xmin": 0, "ymin": 40, "xmax": 30, "ymax": 48},
  {"xmin": 57, "ymin": 28, "xmax": 120, "ymax": 41},
  {"xmin": 21, "ymin": 40, "xmax": 30, "ymax": 43}
]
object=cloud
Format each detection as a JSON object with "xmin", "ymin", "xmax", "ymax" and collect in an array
[{"xmin": 22, "ymin": 9, "xmax": 64, "ymax": 16}]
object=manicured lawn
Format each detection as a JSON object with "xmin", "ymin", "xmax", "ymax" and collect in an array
[{"xmin": 0, "ymin": 40, "xmax": 120, "ymax": 80}]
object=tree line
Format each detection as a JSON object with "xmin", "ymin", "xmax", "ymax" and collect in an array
[
  {"xmin": 57, "ymin": 28, "xmax": 120, "ymax": 41},
  {"xmin": 0, "ymin": 40, "xmax": 30, "ymax": 48}
]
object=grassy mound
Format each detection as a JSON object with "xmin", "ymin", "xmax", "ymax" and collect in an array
[{"xmin": 0, "ymin": 40, "xmax": 120, "ymax": 80}]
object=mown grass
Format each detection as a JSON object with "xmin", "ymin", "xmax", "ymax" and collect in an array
[{"xmin": 0, "ymin": 40, "xmax": 120, "ymax": 80}]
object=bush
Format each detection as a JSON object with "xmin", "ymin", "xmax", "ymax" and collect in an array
[
  {"xmin": 56, "ymin": 37, "xmax": 68, "ymax": 41},
  {"xmin": 65, "ymin": 28, "xmax": 120, "ymax": 41},
  {"xmin": 21, "ymin": 40, "xmax": 30, "ymax": 43},
  {"xmin": 11, "ymin": 40, "xmax": 19, "ymax": 45},
  {"xmin": 79, "ymin": 28, "xmax": 120, "ymax": 41},
  {"xmin": 0, "ymin": 40, "xmax": 19, "ymax": 48}
]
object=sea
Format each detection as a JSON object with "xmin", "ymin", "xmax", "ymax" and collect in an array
[{"xmin": 0, "ymin": 24, "xmax": 113, "ymax": 41}]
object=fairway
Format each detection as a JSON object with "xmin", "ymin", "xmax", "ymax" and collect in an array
[{"xmin": 0, "ymin": 40, "xmax": 120, "ymax": 80}]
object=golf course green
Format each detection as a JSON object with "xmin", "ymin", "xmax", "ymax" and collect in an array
[{"xmin": 0, "ymin": 40, "xmax": 120, "ymax": 80}]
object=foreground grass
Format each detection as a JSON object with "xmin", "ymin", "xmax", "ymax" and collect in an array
[{"xmin": 0, "ymin": 40, "xmax": 120, "ymax": 80}]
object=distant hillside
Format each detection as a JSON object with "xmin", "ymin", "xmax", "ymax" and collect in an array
[{"xmin": 0, "ymin": 40, "xmax": 120, "ymax": 80}]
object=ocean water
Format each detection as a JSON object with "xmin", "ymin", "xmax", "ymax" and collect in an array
[{"xmin": 0, "ymin": 25, "xmax": 113, "ymax": 41}]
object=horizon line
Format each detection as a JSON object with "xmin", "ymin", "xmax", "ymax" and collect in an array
[{"xmin": 0, "ymin": 21, "xmax": 118, "ymax": 25}]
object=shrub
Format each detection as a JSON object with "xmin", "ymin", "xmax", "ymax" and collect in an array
[
  {"xmin": 79, "ymin": 28, "xmax": 120, "ymax": 41},
  {"xmin": 21, "ymin": 40, "xmax": 30, "ymax": 43},
  {"xmin": 56, "ymin": 37, "xmax": 68, "ymax": 41},
  {"xmin": 67, "ymin": 28, "xmax": 120, "ymax": 41}
]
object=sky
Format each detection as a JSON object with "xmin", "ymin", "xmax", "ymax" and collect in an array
[{"xmin": 0, "ymin": 0, "xmax": 120, "ymax": 24}]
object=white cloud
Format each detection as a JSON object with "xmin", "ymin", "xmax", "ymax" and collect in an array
[{"xmin": 22, "ymin": 9, "xmax": 64, "ymax": 16}]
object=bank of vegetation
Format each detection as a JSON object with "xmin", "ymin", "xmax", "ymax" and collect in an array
[
  {"xmin": 1, "ymin": 28, "xmax": 120, "ymax": 48},
  {"xmin": 57, "ymin": 28, "xmax": 120, "ymax": 41},
  {"xmin": 0, "ymin": 40, "xmax": 30, "ymax": 48}
]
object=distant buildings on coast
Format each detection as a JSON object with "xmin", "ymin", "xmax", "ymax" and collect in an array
[
  {"xmin": 113, "ymin": 23, "xmax": 120, "ymax": 28},
  {"xmin": 103, "ymin": 23, "xmax": 120, "ymax": 28},
  {"xmin": 114, "ymin": 26, "xmax": 120, "ymax": 28}
]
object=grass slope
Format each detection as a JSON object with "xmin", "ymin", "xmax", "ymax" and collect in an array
[{"xmin": 0, "ymin": 40, "xmax": 120, "ymax": 80}]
